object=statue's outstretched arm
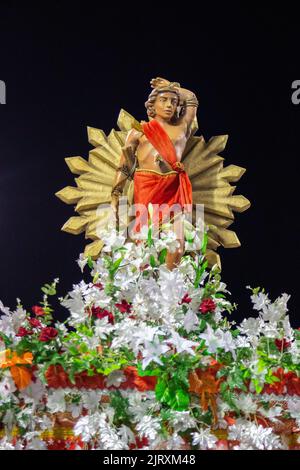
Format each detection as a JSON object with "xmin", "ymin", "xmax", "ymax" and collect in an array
[{"xmin": 110, "ymin": 129, "xmax": 140, "ymax": 214}]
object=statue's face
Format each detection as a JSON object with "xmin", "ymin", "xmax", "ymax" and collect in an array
[{"xmin": 153, "ymin": 92, "xmax": 178, "ymax": 121}]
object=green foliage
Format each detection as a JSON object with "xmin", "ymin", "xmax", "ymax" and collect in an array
[
  {"xmin": 155, "ymin": 378, "xmax": 190, "ymax": 411},
  {"xmin": 41, "ymin": 282, "xmax": 57, "ymax": 296},
  {"xmin": 137, "ymin": 362, "xmax": 161, "ymax": 377},
  {"xmin": 87, "ymin": 255, "xmax": 94, "ymax": 269},
  {"xmin": 110, "ymin": 390, "xmax": 131, "ymax": 426},
  {"xmin": 194, "ymin": 259, "xmax": 208, "ymax": 288}
]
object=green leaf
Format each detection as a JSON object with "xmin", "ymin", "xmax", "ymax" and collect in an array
[
  {"xmin": 110, "ymin": 390, "xmax": 130, "ymax": 426},
  {"xmin": 150, "ymin": 255, "xmax": 156, "ymax": 268},
  {"xmin": 102, "ymin": 364, "xmax": 123, "ymax": 375},
  {"xmin": 231, "ymin": 329, "xmax": 240, "ymax": 338},
  {"xmin": 109, "ymin": 256, "xmax": 124, "ymax": 279},
  {"xmin": 87, "ymin": 256, "xmax": 94, "ymax": 269},
  {"xmin": 137, "ymin": 362, "xmax": 161, "ymax": 376},
  {"xmin": 214, "ymin": 293, "xmax": 226, "ymax": 299},
  {"xmin": 147, "ymin": 226, "xmax": 153, "ymax": 247},
  {"xmin": 201, "ymin": 231, "xmax": 208, "ymax": 254},
  {"xmin": 68, "ymin": 346, "xmax": 78, "ymax": 356},
  {"xmin": 155, "ymin": 379, "xmax": 170, "ymax": 403},
  {"xmin": 79, "ymin": 343, "xmax": 89, "ymax": 354},
  {"xmin": 158, "ymin": 248, "xmax": 167, "ymax": 264},
  {"xmin": 252, "ymin": 378, "xmax": 263, "ymax": 394},
  {"xmin": 194, "ymin": 260, "xmax": 208, "ymax": 288},
  {"xmin": 169, "ymin": 389, "xmax": 190, "ymax": 411}
]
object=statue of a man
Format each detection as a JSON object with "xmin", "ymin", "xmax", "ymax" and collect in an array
[{"xmin": 111, "ymin": 77, "xmax": 199, "ymax": 270}]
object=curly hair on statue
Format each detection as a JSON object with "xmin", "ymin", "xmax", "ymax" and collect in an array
[{"xmin": 144, "ymin": 86, "xmax": 186, "ymax": 124}]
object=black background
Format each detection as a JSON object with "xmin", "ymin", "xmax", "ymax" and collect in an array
[{"xmin": 0, "ymin": 3, "xmax": 299, "ymax": 325}]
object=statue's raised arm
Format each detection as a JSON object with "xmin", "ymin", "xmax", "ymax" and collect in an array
[{"xmin": 150, "ymin": 77, "xmax": 199, "ymax": 137}]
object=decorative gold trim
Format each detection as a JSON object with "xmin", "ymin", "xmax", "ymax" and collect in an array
[{"xmin": 135, "ymin": 168, "xmax": 178, "ymax": 176}]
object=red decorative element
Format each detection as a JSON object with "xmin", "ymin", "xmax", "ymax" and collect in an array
[
  {"xmin": 91, "ymin": 306, "xmax": 114, "ymax": 324},
  {"xmin": 45, "ymin": 365, "xmax": 157, "ymax": 392},
  {"xmin": 215, "ymin": 439, "xmax": 229, "ymax": 450},
  {"xmin": 115, "ymin": 300, "xmax": 132, "ymax": 314},
  {"xmin": 141, "ymin": 119, "xmax": 192, "ymax": 207},
  {"xmin": 28, "ymin": 318, "xmax": 42, "ymax": 328},
  {"xmin": 122, "ymin": 366, "xmax": 157, "ymax": 392},
  {"xmin": 179, "ymin": 293, "xmax": 192, "ymax": 305},
  {"xmin": 32, "ymin": 305, "xmax": 46, "ymax": 316},
  {"xmin": 132, "ymin": 119, "xmax": 193, "ymax": 233},
  {"xmin": 275, "ymin": 338, "xmax": 291, "ymax": 351},
  {"xmin": 224, "ymin": 414, "xmax": 236, "ymax": 426},
  {"xmin": 129, "ymin": 436, "xmax": 149, "ymax": 449},
  {"xmin": 93, "ymin": 283, "xmax": 104, "ymax": 290},
  {"xmin": 16, "ymin": 327, "xmax": 33, "ymax": 337},
  {"xmin": 262, "ymin": 368, "xmax": 300, "ymax": 396},
  {"xmin": 199, "ymin": 298, "xmax": 217, "ymax": 314},
  {"xmin": 39, "ymin": 327, "xmax": 58, "ymax": 342},
  {"xmin": 285, "ymin": 372, "xmax": 300, "ymax": 396}
]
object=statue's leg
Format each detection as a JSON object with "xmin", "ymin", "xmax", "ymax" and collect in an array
[
  {"xmin": 166, "ymin": 237, "xmax": 184, "ymax": 270},
  {"xmin": 165, "ymin": 215, "xmax": 185, "ymax": 270}
]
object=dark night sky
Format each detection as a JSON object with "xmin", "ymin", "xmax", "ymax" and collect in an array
[{"xmin": 0, "ymin": 3, "xmax": 299, "ymax": 325}]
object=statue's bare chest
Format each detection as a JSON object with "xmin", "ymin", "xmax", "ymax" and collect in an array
[{"xmin": 137, "ymin": 124, "xmax": 187, "ymax": 162}]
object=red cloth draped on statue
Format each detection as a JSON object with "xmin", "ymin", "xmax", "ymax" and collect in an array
[{"xmin": 131, "ymin": 119, "xmax": 193, "ymax": 234}]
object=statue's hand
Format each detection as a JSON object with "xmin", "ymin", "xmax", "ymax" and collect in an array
[{"xmin": 150, "ymin": 77, "xmax": 171, "ymax": 89}]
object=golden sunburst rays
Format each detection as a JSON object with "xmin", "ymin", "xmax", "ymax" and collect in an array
[
  {"xmin": 182, "ymin": 133, "xmax": 251, "ymax": 268},
  {"xmin": 56, "ymin": 109, "xmax": 251, "ymax": 267},
  {"xmin": 55, "ymin": 110, "xmax": 139, "ymax": 259}
]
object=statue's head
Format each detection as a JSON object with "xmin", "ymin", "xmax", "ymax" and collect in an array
[{"xmin": 145, "ymin": 86, "xmax": 184, "ymax": 123}]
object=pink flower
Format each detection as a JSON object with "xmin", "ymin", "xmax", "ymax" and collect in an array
[
  {"xmin": 115, "ymin": 299, "xmax": 132, "ymax": 314},
  {"xmin": 199, "ymin": 298, "xmax": 216, "ymax": 314},
  {"xmin": 32, "ymin": 305, "xmax": 46, "ymax": 316},
  {"xmin": 16, "ymin": 327, "xmax": 33, "ymax": 337},
  {"xmin": 39, "ymin": 327, "xmax": 58, "ymax": 342}
]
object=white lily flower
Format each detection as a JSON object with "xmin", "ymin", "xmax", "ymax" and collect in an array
[
  {"xmin": 191, "ymin": 429, "xmax": 218, "ymax": 449},
  {"xmin": 166, "ymin": 331, "xmax": 198, "ymax": 355},
  {"xmin": 183, "ymin": 308, "xmax": 200, "ymax": 333},
  {"xmin": 141, "ymin": 337, "xmax": 170, "ymax": 369}
]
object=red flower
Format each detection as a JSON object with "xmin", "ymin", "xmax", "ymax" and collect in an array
[
  {"xmin": 199, "ymin": 298, "xmax": 216, "ymax": 314},
  {"xmin": 215, "ymin": 439, "xmax": 229, "ymax": 450},
  {"xmin": 16, "ymin": 327, "xmax": 33, "ymax": 337},
  {"xmin": 66, "ymin": 437, "xmax": 85, "ymax": 450},
  {"xmin": 224, "ymin": 415, "xmax": 236, "ymax": 426},
  {"xmin": 285, "ymin": 372, "xmax": 300, "ymax": 396},
  {"xmin": 115, "ymin": 299, "xmax": 132, "ymax": 313},
  {"xmin": 91, "ymin": 306, "xmax": 114, "ymax": 324},
  {"xmin": 28, "ymin": 318, "xmax": 42, "ymax": 328},
  {"xmin": 263, "ymin": 368, "xmax": 286, "ymax": 395},
  {"xmin": 93, "ymin": 283, "xmax": 103, "ymax": 290},
  {"xmin": 179, "ymin": 293, "xmax": 192, "ymax": 305},
  {"xmin": 32, "ymin": 305, "xmax": 46, "ymax": 316},
  {"xmin": 39, "ymin": 327, "xmax": 58, "ymax": 342},
  {"xmin": 263, "ymin": 368, "xmax": 300, "ymax": 396},
  {"xmin": 129, "ymin": 436, "xmax": 149, "ymax": 449},
  {"xmin": 275, "ymin": 338, "xmax": 291, "ymax": 351}
]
